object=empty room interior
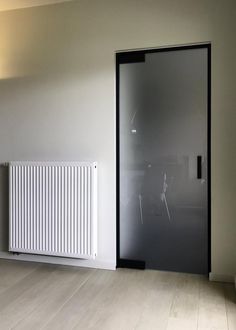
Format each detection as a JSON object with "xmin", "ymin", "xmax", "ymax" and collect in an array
[{"xmin": 0, "ymin": 0, "xmax": 235, "ymax": 329}]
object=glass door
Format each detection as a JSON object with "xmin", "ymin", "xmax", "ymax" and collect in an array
[{"xmin": 117, "ymin": 45, "xmax": 210, "ymax": 274}]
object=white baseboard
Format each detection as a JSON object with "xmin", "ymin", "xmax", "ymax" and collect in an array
[
  {"xmin": 0, "ymin": 252, "xmax": 116, "ymax": 270},
  {"xmin": 209, "ymin": 272, "xmax": 235, "ymax": 284}
]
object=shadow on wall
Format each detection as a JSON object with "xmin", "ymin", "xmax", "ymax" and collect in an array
[{"xmin": 0, "ymin": 165, "xmax": 9, "ymax": 251}]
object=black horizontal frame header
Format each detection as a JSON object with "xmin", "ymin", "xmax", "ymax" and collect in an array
[
  {"xmin": 116, "ymin": 52, "xmax": 145, "ymax": 64},
  {"xmin": 116, "ymin": 43, "xmax": 211, "ymax": 65}
]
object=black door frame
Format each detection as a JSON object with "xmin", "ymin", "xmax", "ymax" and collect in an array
[{"xmin": 116, "ymin": 43, "xmax": 211, "ymax": 273}]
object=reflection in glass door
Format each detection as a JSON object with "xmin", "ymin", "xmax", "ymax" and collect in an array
[{"xmin": 117, "ymin": 45, "xmax": 210, "ymax": 274}]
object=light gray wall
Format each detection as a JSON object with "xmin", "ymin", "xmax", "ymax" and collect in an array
[{"xmin": 0, "ymin": 0, "xmax": 235, "ymax": 276}]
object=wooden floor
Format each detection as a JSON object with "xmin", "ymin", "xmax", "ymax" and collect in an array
[{"xmin": 0, "ymin": 259, "xmax": 235, "ymax": 330}]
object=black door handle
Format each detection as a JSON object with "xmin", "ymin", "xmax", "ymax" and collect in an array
[{"xmin": 197, "ymin": 156, "xmax": 202, "ymax": 179}]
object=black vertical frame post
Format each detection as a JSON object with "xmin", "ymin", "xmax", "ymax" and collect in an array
[
  {"xmin": 116, "ymin": 54, "xmax": 120, "ymax": 267},
  {"xmin": 116, "ymin": 43, "xmax": 211, "ymax": 272},
  {"xmin": 207, "ymin": 43, "xmax": 211, "ymax": 273}
]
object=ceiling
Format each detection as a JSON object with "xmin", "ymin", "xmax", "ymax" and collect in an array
[{"xmin": 0, "ymin": 0, "xmax": 73, "ymax": 11}]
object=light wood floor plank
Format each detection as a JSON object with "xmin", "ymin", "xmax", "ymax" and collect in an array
[
  {"xmin": 0, "ymin": 262, "xmax": 54, "ymax": 311},
  {"xmin": 0, "ymin": 264, "xmax": 58, "ymax": 328},
  {"xmin": 43, "ymin": 269, "xmax": 124, "ymax": 330},
  {"xmin": 0, "ymin": 259, "xmax": 39, "ymax": 293},
  {"xmin": 0, "ymin": 260, "xmax": 234, "ymax": 330},
  {"xmin": 13, "ymin": 266, "xmax": 92, "ymax": 330},
  {"xmin": 167, "ymin": 317, "xmax": 197, "ymax": 330},
  {"xmin": 197, "ymin": 280, "xmax": 228, "ymax": 330},
  {"xmin": 224, "ymin": 283, "xmax": 236, "ymax": 330},
  {"xmin": 72, "ymin": 269, "xmax": 153, "ymax": 330},
  {"xmin": 133, "ymin": 270, "xmax": 177, "ymax": 330}
]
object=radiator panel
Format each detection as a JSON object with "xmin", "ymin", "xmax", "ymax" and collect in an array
[{"xmin": 9, "ymin": 162, "xmax": 97, "ymax": 259}]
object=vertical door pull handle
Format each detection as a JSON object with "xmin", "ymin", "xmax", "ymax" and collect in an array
[{"xmin": 197, "ymin": 156, "xmax": 202, "ymax": 179}]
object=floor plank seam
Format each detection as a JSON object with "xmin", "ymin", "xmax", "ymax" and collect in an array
[
  {"xmin": 168, "ymin": 290, "xmax": 177, "ymax": 329},
  {"xmin": 196, "ymin": 278, "xmax": 200, "ymax": 330},
  {"xmin": 224, "ymin": 285, "xmax": 230, "ymax": 330},
  {"xmin": 168, "ymin": 282, "xmax": 177, "ymax": 320}
]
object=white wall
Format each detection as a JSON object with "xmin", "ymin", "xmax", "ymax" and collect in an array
[{"xmin": 0, "ymin": 0, "xmax": 235, "ymax": 276}]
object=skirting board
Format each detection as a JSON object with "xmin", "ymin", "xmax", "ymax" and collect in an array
[
  {"xmin": 209, "ymin": 272, "xmax": 235, "ymax": 284},
  {"xmin": 0, "ymin": 252, "xmax": 116, "ymax": 271}
]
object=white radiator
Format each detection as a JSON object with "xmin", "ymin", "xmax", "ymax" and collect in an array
[{"xmin": 9, "ymin": 161, "xmax": 97, "ymax": 259}]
